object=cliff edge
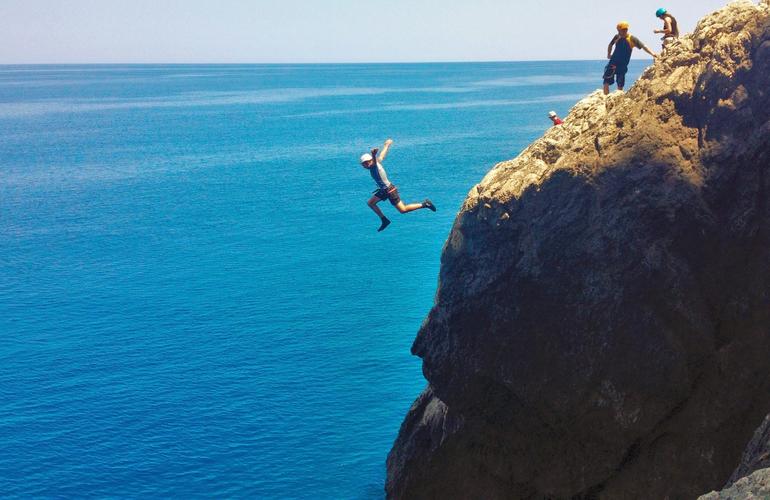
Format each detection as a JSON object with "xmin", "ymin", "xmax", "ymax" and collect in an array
[{"xmin": 387, "ymin": 1, "xmax": 770, "ymax": 498}]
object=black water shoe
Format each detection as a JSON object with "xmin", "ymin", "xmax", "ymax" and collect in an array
[
  {"xmin": 377, "ymin": 217, "xmax": 391, "ymax": 232},
  {"xmin": 422, "ymin": 199, "xmax": 436, "ymax": 212}
]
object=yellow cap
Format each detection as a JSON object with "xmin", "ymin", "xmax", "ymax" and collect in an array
[{"xmin": 617, "ymin": 21, "xmax": 629, "ymax": 30}]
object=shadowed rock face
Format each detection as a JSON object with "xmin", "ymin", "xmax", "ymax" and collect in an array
[
  {"xmin": 727, "ymin": 414, "xmax": 770, "ymax": 486},
  {"xmin": 699, "ymin": 414, "xmax": 770, "ymax": 499},
  {"xmin": 387, "ymin": 1, "xmax": 770, "ymax": 498}
]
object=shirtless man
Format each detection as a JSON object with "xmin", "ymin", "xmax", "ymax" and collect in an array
[
  {"xmin": 360, "ymin": 139, "xmax": 436, "ymax": 232},
  {"xmin": 654, "ymin": 8, "xmax": 679, "ymax": 49}
]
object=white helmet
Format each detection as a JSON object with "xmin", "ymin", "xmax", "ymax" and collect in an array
[
  {"xmin": 548, "ymin": 111, "xmax": 557, "ymax": 118},
  {"xmin": 360, "ymin": 153, "xmax": 373, "ymax": 163}
]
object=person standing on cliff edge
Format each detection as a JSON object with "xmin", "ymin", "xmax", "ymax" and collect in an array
[
  {"xmin": 654, "ymin": 8, "xmax": 679, "ymax": 49},
  {"xmin": 603, "ymin": 21, "xmax": 657, "ymax": 95},
  {"xmin": 359, "ymin": 139, "xmax": 436, "ymax": 232}
]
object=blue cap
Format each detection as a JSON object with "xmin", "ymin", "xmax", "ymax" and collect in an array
[{"xmin": 656, "ymin": 8, "xmax": 667, "ymax": 17}]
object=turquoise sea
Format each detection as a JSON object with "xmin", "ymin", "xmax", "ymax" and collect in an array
[{"xmin": 0, "ymin": 61, "xmax": 645, "ymax": 498}]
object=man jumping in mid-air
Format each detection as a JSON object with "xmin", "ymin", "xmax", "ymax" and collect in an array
[{"xmin": 359, "ymin": 138, "xmax": 436, "ymax": 232}]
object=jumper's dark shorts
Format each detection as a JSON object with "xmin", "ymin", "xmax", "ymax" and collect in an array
[
  {"xmin": 374, "ymin": 185, "xmax": 401, "ymax": 206},
  {"xmin": 603, "ymin": 63, "xmax": 628, "ymax": 87}
]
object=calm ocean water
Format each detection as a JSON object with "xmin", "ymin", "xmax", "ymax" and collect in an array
[{"xmin": 0, "ymin": 61, "xmax": 644, "ymax": 498}]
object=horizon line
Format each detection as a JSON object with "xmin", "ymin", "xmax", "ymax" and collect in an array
[{"xmin": 0, "ymin": 58, "xmax": 655, "ymax": 66}]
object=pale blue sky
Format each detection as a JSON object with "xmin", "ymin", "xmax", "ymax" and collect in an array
[{"xmin": 0, "ymin": 0, "xmax": 737, "ymax": 63}]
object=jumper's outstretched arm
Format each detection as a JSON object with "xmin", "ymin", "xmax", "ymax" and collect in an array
[{"xmin": 378, "ymin": 139, "xmax": 394, "ymax": 162}]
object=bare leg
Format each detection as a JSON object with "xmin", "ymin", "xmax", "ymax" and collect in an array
[
  {"xmin": 367, "ymin": 195, "xmax": 386, "ymax": 218},
  {"xmin": 394, "ymin": 200, "xmax": 426, "ymax": 214},
  {"xmin": 661, "ymin": 38, "xmax": 671, "ymax": 56},
  {"xmin": 368, "ymin": 195, "xmax": 391, "ymax": 231},
  {"xmin": 603, "ymin": 83, "xmax": 610, "ymax": 95}
]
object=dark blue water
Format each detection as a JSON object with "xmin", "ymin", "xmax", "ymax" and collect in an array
[{"xmin": 0, "ymin": 61, "xmax": 645, "ymax": 498}]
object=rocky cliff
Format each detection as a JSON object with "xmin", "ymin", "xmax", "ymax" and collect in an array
[{"xmin": 387, "ymin": 1, "xmax": 770, "ymax": 498}]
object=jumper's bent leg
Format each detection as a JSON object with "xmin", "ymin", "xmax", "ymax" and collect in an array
[
  {"xmin": 395, "ymin": 200, "xmax": 431, "ymax": 214},
  {"xmin": 367, "ymin": 196, "xmax": 386, "ymax": 218}
]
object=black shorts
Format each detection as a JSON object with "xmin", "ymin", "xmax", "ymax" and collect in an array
[
  {"xmin": 603, "ymin": 64, "xmax": 628, "ymax": 87},
  {"xmin": 374, "ymin": 185, "xmax": 401, "ymax": 206}
]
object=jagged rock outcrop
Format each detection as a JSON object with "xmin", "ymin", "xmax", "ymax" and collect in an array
[
  {"xmin": 699, "ymin": 469, "xmax": 770, "ymax": 500},
  {"xmin": 699, "ymin": 414, "xmax": 770, "ymax": 499},
  {"xmin": 728, "ymin": 413, "xmax": 770, "ymax": 486},
  {"xmin": 387, "ymin": 1, "xmax": 770, "ymax": 498}
]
